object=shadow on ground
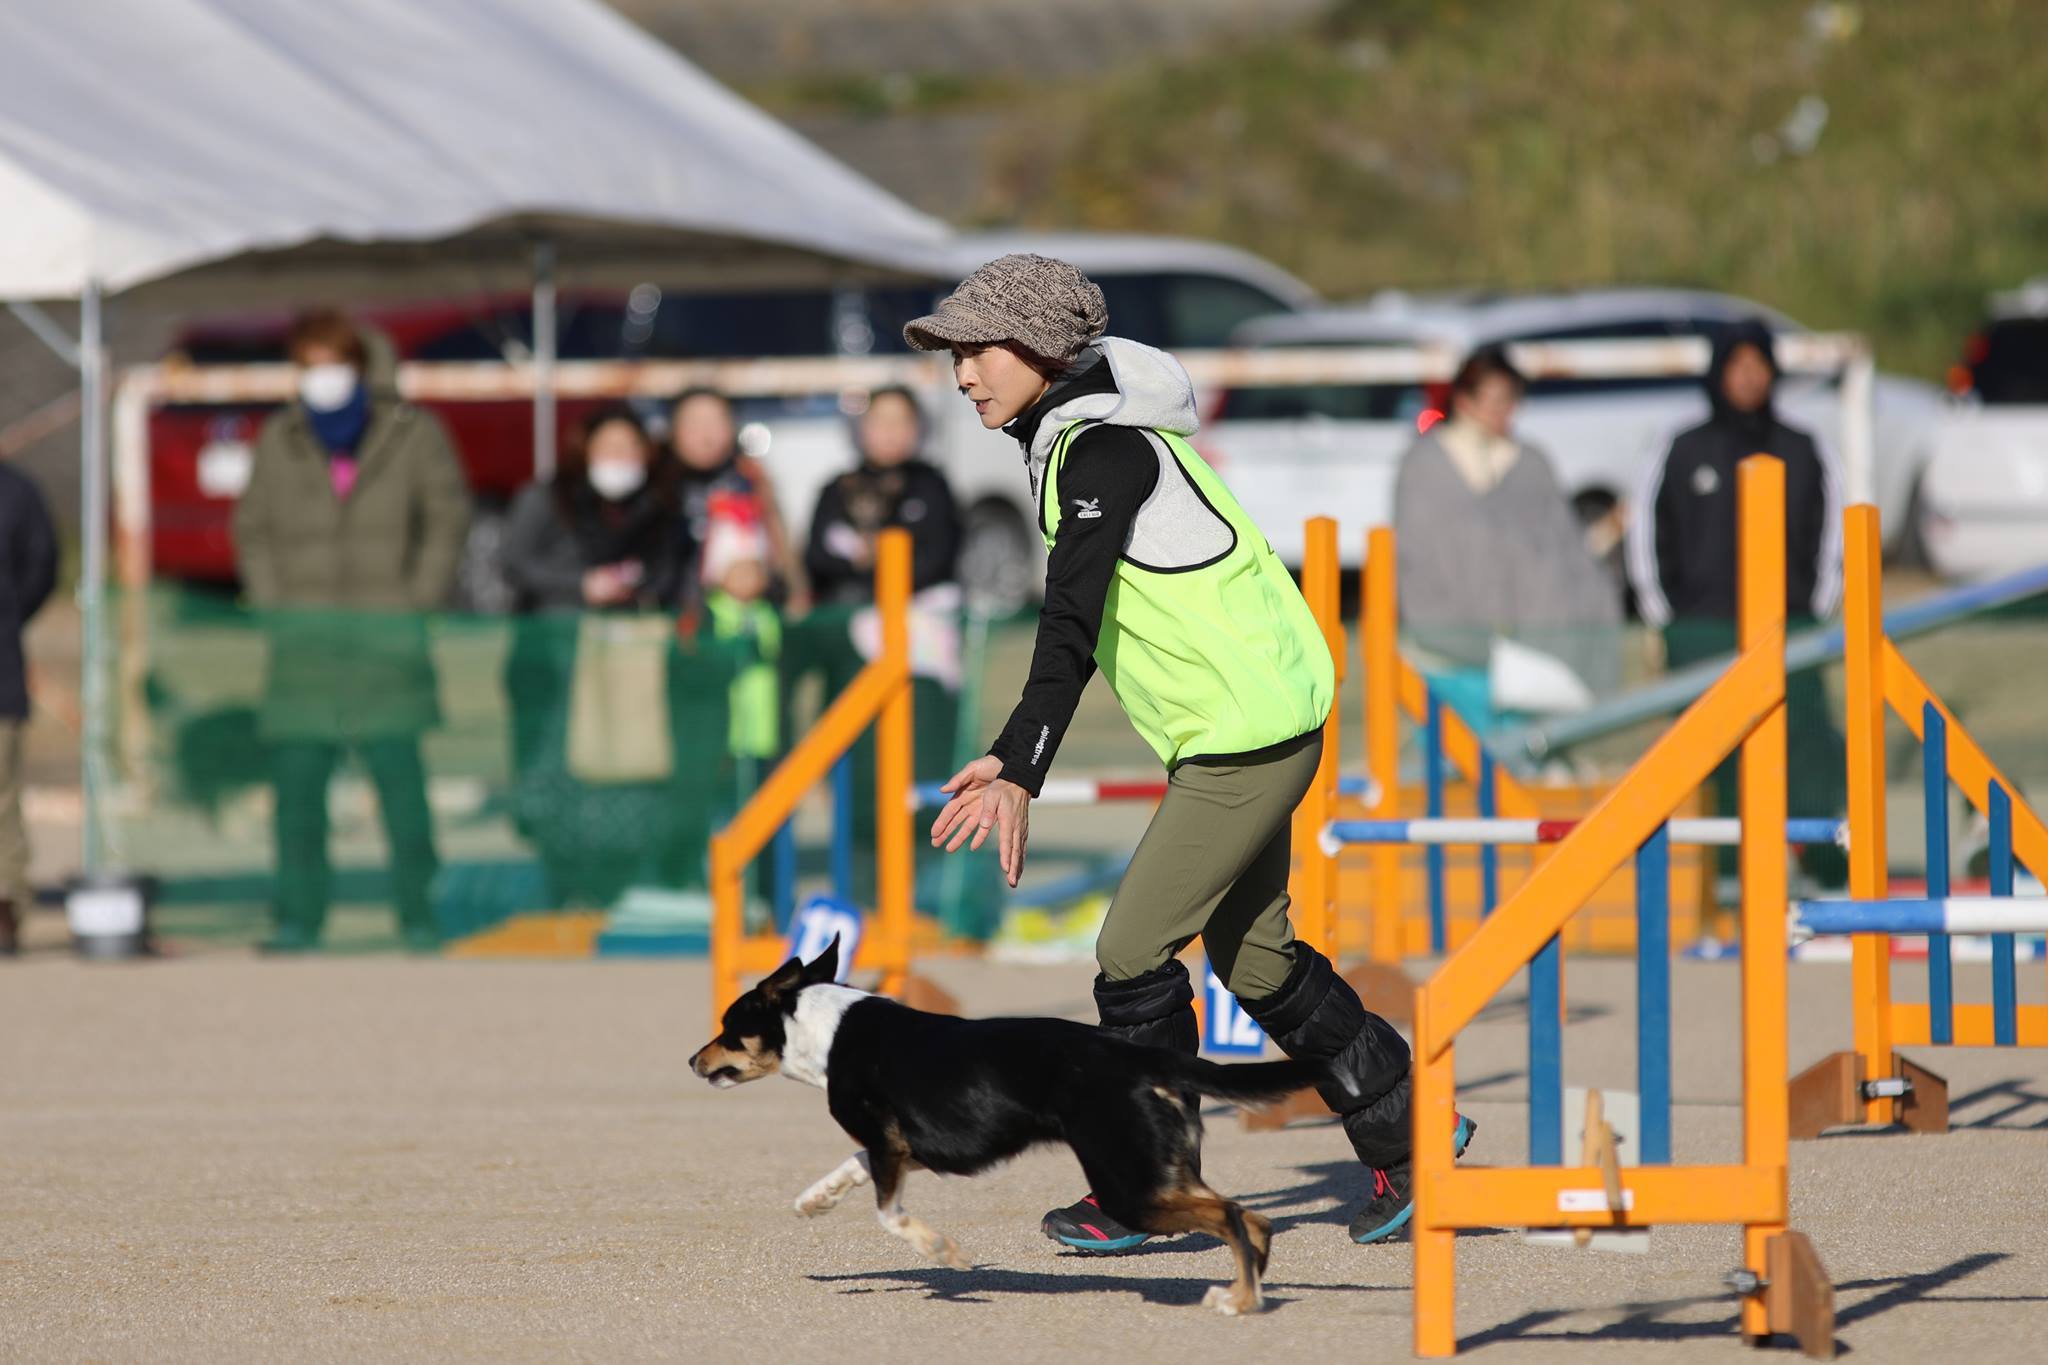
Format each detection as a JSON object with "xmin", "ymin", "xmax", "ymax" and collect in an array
[
  {"xmin": 1458, "ymin": 1251, "xmax": 2036, "ymax": 1355},
  {"xmin": 809, "ymin": 1263, "xmax": 1395, "ymax": 1310}
]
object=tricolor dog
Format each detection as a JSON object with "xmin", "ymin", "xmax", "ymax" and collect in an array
[{"xmin": 689, "ymin": 939, "xmax": 1335, "ymax": 1314}]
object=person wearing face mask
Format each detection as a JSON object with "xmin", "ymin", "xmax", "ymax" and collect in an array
[
  {"xmin": 1393, "ymin": 345, "xmax": 1622, "ymax": 731},
  {"xmin": 1627, "ymin": 318, "xmax": 1847, "ymax": 889},
  {"xmin": 668, "ymin": 387, "xmax": 808, "ymax": 617},
  {"xmin": 497, "ymin": 406, "xmax": 695, "ymax": 907},
  {"xmin": 234, "ymin": 308, "xmax": 471, "ymax": 953},
  {"xmin": 499, "ymin": 404, "xmax": 681, "ymax": 612}
]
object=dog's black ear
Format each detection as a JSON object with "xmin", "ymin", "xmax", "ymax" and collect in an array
[
  {"xmin": 760, "ymin": 954, "xmax": 806, "ymax": 996},
  {"xmin": 801, "ymin": 935, "xmax": 841, "ymax": 985}
]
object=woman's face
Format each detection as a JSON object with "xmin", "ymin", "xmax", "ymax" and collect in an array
[
  {"xmin": 293, "ymin": 341, "xmax": 361, "ymax": 412},
  {"xmin": 585, "ymin": 419, "xmax": 651, "ymax": 499},
  {"xmin": 859, "ymin": 393, "xmax": 922, "ymax": 467},
  {"xmin": 671, "ymin": 395, "xmax": 737, "ymax": 471},
  {"xmin": 951, "ymin": 343, "xmax": 1052, "ymax": 430},
  {"xmin": 1455, "ymin": 372, "xmax": 1521, "ymax": 440}
]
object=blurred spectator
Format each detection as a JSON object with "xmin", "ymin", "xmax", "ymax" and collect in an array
[
  {"xmin": 498, "ymin": 407, "xmax": 696, "ymax": 909},
  {"xmin": 805, "ymin": 386, "xmax": 962, "ymax": 605},
  {"xmin": 700, "ymin": 493, "xmax": 782, "ymax": 765},
  {"xmin": 669, "ymin": 387, "xmax": 808, "ymax": 615},
  {"xmin": 1626, "ymin": 317, "xmax": 1846, "ymax": 886},
  {"xmin": 500, "ymin": 405, "xmax": 680, "ymax": 612},
  {"xmin": 0, "ymin": 463, "xmax": 56, "ymax": 955},
  {"xmin": 233, "ymin": 308, "xmax": 471, "ymax": 952},
  {"xmin": 1394, "ymin": 345, "xmax": 1620, "ymax": 729}
]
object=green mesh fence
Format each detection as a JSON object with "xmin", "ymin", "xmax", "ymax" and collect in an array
[{"xmin": 109, "ymin": 590, "xmax": 1006, "ymax": 953}]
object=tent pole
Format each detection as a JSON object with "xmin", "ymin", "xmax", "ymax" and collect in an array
[
  {"xmin": 532, "ymin": 237, "xmax": 557, "ymax": 481},
  {"xmin": 79, "ymin": 279, "xmax": 109, "ymax": 879}
]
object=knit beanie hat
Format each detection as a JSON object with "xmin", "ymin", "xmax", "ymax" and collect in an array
[
  {"xmin": 903, "ymin": 254, "xmax": 1109, "ymax": 360},
  {"xmin": 700, "ymin": 491, "xmax": 771, "ymax": 588}
]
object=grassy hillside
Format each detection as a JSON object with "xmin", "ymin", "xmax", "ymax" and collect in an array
[{"xmin": 962, "ymin": 0, "xmax": 2048, "ymax": 378}]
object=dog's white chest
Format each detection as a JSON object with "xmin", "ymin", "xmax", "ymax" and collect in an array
[{"xmin": 783, "ymin": 985, "xmax": 865, "ymax": 1088}]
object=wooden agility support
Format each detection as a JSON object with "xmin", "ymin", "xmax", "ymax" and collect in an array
[{"xmin": 1788, "ymin": 1050, "xmax": 1948, "ymax": 1140}]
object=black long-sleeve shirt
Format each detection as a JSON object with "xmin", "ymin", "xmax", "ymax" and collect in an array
[
  {"xmin": 804, "ymin": 458, "xmax": 961, "ymax": 606},
  {"xmin": 987, "ymin": 374, "xmax": 1159, "ymax": 795}
]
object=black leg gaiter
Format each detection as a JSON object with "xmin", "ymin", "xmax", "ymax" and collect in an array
[
  {"xmin": 1094, "ymin": 958, "xmax": 1200, "ymax": 1055},
  {"xmin": 1242, "ymin": 942, "xmax": 1412, "ymax": 1169}
]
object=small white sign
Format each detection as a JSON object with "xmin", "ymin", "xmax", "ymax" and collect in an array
[
  {"xmin": 785, "ymin": 895, "xmax": 861, "ymax": 982},
  {"xmin": 197, "ymin": 440, "xmax": 255, "ymax": 499},
  {"xmin": 1203, "ymin": 959, "xmax": 1265, "ymax": 1056},
  {"xmin": 1557, "ymin": 1188, "xmax": 1637, "ymax": 1213},
  {"xmin": 67, "ymin": 885, "xmax": 144, "ymax": 937}
]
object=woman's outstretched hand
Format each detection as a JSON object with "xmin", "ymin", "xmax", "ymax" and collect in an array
[{"xmin": 929, "ymin": 755, "xmax": 1032, "ymax": 887}]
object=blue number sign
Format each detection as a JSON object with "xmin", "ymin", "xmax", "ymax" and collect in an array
[
  {"xmin": 1203, "ymin": 957, "xmax": 1265, "ymax": 1056},
  {"xmin": 785, "ymin": 895, "xmax": 862, "ymax": 982}
]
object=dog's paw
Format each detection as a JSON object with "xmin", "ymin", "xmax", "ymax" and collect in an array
[
  {"xmin": 928, "ymin": 1236, "xmax": 971, "ymax": 1270},
  {"xmin": 1202, "ymin": 1284, "xmax": 1260, "ymax": 1316},
  {"xmin": 794, "ymin": 1190, "xmax": 840, "ymax": 1218}
]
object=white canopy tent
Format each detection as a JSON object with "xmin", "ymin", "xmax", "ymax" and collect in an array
[{"xmin": 0, "ymin": 0, "xmax": 953, "ymax": 878}]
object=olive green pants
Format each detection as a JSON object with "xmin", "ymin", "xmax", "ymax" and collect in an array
[{"xmin": 1095, "ymin": 731, "xmax": 1321, "ymax": 1002}]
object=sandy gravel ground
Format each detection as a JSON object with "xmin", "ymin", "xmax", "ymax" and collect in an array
[{"xmin": 3, "ymin": 948, "xmax": 2045, "ymax": 1364}]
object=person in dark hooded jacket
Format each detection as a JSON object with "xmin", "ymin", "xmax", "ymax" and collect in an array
[{"xmin": 1626, "ymin": 318, "xmax": 1846, "ymax": 885}]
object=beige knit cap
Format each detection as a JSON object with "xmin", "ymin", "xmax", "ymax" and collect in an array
[{"xmin": 903, "ymin": 253, "xmax": 1109, "ymax": 359}]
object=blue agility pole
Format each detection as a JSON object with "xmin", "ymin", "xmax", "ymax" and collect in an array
[
  {"xmin": 1425, "ymin": 689, "xmax": 1447, "ymax": 954},
  {"xmin": 1925, "ymin": 703, "xmax": 1954, "ymax": 1045},
  {"xmin": 1636, "ymin": 825, "xmax": 1673, "ymax": 1165},
  {"xmin": 831, "ymin": 753, "xmax": 855, "ymax": 904},
  {"xmin": 1991, "ymin": 782, "xmax": 2018, "ymax": 1047}
]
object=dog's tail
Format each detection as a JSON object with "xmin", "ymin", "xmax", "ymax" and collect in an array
[{"xmin": 1155, "ymin": 1053, "xmax": 1342, "ymax": 1106}]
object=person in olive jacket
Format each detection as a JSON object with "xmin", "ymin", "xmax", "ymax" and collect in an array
[{"xmin": 233, "ymin": 308, "xmax": 471, "ymax": 951}]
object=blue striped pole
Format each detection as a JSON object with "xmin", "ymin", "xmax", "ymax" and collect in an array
[
  {"xmin": 1425, "ymin": 691, "xmax": 1447, "ymax": 953},
  {"xmin": 772, "ymin": 819, "xmax": 797, "ymax": 929},
  {"xmin": 1794, "ymin": 898, "xmax": 2048, "ymax": 935},
  {"xmin": 1991, "ymin": 781, "xmax": 2018, "ymax": 1047},
  {"xmin": 1479, "ymin": 749, "xmax": 1499, "ymax": 918},
  {"xmin": 1528, "ymin": 932, "xmax": 1563, "ymax": 1165},
  {"xmin": 1635, "ymin": 826, "xmax": 1672, "ymax": 1165},
  {"xmin": 1924, "ymin": 703, "xmax": 1954, "ymax": 1046},
  {"xmin": 831, "ymin": 754, "xmax": 855, "ymax": 905}
]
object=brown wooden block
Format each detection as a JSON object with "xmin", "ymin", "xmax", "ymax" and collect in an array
[
  {"xmin": 1343, "ymin": 960, "xmax": 1416, "ymax": 1026},
  {"xmin": 1788, "ymin": 1052, "xmax": 1861, "ymax": 1140},
  {"xmin": 897, "ymin": 973, "xmax": 959, "ymax": 1016},
  {"xmin": 1240, "ymin": 1086, "xmax": 1331, "ymax": 1132},
  {"xmin": 1894, "ymin": 1052, "xmax": 1949, "ymax": 1134},
  {"xmin": 1765, "ymin": 1230, "xmax": 1836, "ymax": 1360}
]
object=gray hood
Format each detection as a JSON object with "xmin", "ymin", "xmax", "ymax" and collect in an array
[{"xmin": 1021, "ymin": 336, "xmax": 1199, "ymax": 495}]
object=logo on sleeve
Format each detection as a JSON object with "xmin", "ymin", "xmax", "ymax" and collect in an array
[
  {"xmin": 1072, "ymin": 497, "xmax": 1103, "ymax": 520},
  {"xmin": 1691, "ymin": 465, "xmax": 1720, "ymax": 496}
]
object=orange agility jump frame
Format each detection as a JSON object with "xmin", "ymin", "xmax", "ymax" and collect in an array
[
  {"xmin": 1410, "ymin": 458, "xmax": 1832, "ymax": 1358},
  {"xmin": 1788, "ymin": 504, "xmax": 2048, "ymax": 1137},
  {"xmin": 708, "ymin": 530, "xmax": 951, "ymax": 1029}
]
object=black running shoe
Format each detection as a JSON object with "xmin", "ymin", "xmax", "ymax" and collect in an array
[
  {"xmin": 1349, "ymin": 1113, "xmax": 1478, "ymax": 1245},
  {"xmin": 1041, "ymin": 1193, "xmax": 1154, "ymax": 1253}
]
